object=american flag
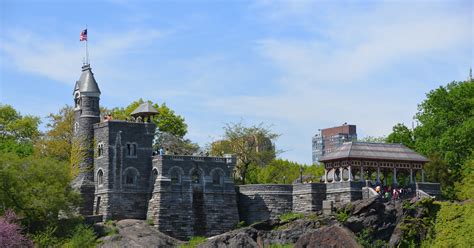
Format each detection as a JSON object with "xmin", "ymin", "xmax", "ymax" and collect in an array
[{"xmin": 80, "ymin": 29, "xmax": 87, "ymax": 41}]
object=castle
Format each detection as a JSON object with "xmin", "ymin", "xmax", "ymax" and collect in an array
[{"xmin": 71, "ymin": 64, "xmax": 440, "ymax": 240}]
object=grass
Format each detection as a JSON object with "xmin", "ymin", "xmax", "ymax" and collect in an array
[
  {"xmin": 179, "ymin": 236, "xmax": 207, "ymax": 248},
  {"xmin": 269, "ymin": 244, "xmax": 293, "ymax": 248},
  {"xmin": 335, "ymin": 209, "xmax": 350, "ymax": 223},
  {"xmin": 279, "ymin": 212, "xmax": 304, "ymax": 222}
]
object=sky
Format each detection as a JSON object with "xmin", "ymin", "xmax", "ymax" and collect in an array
[{"xmin": 0, "ymin": 0, "xmax": 472, "ymax": 164}]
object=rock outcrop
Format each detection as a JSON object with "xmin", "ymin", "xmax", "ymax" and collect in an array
[{"xmin": 95, "ymin": 219, "xmax": 181, "ymax": 248}]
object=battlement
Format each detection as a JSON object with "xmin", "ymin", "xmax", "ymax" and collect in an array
[{"xmin": 153, "ymin": 154, "xmax": 236, "ymax": 164}]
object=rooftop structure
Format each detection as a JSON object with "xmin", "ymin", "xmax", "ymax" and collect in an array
[{"xmin": 312, "ymin": 123, "xmax": 357, "ymax": 164}]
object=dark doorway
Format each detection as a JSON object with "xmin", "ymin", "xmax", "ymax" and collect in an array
[
  {"xmin": 192, "ymin": 184, "xmax": 206, "ymax": 236},
  {"xmin": 95, "ymin": 197, "xmax": 101, "ymax": 215}
]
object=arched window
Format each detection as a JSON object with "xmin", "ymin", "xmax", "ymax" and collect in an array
[
  {"xmin": 191, "ymin": 170, "xmax": 201, "ymax": 184},
  {"xmin": 126, "ymin": 143, "xmax": 137, "ymax": 157},
  {"xmin": 152, "ymin": 168, "xmax": 158, "ymax": 183},
  {"xmin": 123, "ymin": 167, "xmax": 139, "ymax": 186},
  {"xmin": 212, "ymin": 170, "xmax": 222, "ymax": 185},
  {"xmin": 170, "ymin": 169, "xmax": 181, "ymax": 185},
  {"xmin": 97, "ymin": 143, "xmax": 104, "ymax": 157},
  {"xmin": 74, "ymin": 122, "xmax": 79, "ymax": 134},
  {"xmin": 97, "ymin": 170, "xmax": 104, "ymax": 186}
]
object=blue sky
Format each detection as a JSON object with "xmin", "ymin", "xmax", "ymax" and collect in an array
[{"xmin": 0, "ymin": 0, "xmax": 472, "ymax": 164}]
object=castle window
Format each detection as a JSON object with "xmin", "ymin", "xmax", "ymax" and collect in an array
[
  {"xmin": 212, "ymin": 171, "xmax": 222, "ymax": 185},
  {"xmin": 97, "ymin": 169, "xmax": 104, "ymax": 186},
  {"xmin": 126, "ymin": 143, "xmax": 137, "ymax": 158},
  {"xmin": 98, "ymin": 143, "xmax": 104, "ymax": 157},
  {"xmin": 191, "ymin": 170, "xmax": 201, "ymax": 184},
  {"xmin": 74, "ymin": 122, "xmax": 79, "ymax": 134},
  {"xmin": 170, "ymin": 169, "xmax": 181, "ymax": 185},
  {"xmin": 123, "ymin": 167, "xmax": 139, "ymax": 186}
]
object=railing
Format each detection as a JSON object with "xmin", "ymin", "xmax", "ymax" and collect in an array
[{"xmin": 156, "ymin": 154, "xmax": 236, "ymax": 164}]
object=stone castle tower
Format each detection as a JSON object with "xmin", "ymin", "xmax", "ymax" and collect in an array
[{"xmin": 72, "ymin": 64, "xmax": 101, "ymax": 215}]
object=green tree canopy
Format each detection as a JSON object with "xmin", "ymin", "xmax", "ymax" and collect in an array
[
  {"xmin": 0, "ymin": 104, "xmax": 40, "ymax": 157},
  {"xmin": 210, "ymin": 122, "xmax": 279, "ymax": 184},
  {"xmin": 0, "ymin": 152, "xmax": 81, "ymax": 232},
  {"xmin": 413, "ymin": 80, "xmax": 474, "ymax": 197},
  {"xmin": 386, "ymin": 123, "xmax": 415, "ymax": 149}
]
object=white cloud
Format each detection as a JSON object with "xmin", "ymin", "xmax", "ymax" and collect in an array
[{"xmin": 0, "ymin": 28, "xmax": 163, "ymax": 85}]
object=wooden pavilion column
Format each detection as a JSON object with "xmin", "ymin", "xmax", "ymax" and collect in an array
[
  {"xmin": 393, "ymin": 167, "xmax": 398, "ymax": 185},
  {"xmin": 421, "ymin": 169, "xmax": 425, "ymax": 182},
  {"xmin": 348, "ymin": 166, "xmax": 353, "ymax": 181},
  {"xmin": 409, "ymin": 168, "xmax": 413, "ymax": 184},
  {"xmin": 324, "ymin": 168, "xmax": 328, "ymax": 183},
  {"xmin": 376, "ymin": 166, "xmax": 381, "ymax": 184},
  {"xmin": 360, "ymin": 166, "xmax": 364, "ymax": 182},
  {"xmin": 339, "ymin": 167, "xmax": 343, "ymax": 182}
]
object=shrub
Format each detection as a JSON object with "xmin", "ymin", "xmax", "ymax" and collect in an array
[
  {"xmin": 30, "ymin": 226, "xmax": 62, "ymax": 247},
  {"xmin": 335, "ymin": 208, "xmax": 350, "ymax": 223},
  {"xmin": 63, "ymin": 224, "xmax": 97, "ymax": 248},
  {"xmin": 235, "ymin": 220, "xmax": 247, "ymax": 229},
  {"xmin": 269, "ymin": 244, "xmax": 293, "ymax": 248},
  {"xmin": 279, "ymin": 212, "xmax": 304, "ymax": 222},
  {"xmin": 146, "ymin": 218, "xmax": 154, "ymax": 226},
  {"xmin": 0, "ymin": 210, "xmax": 33, "ymax": 247},
  {"xmin": 179, "ymin": 236, "xmax": 207, "ymax": 248}
]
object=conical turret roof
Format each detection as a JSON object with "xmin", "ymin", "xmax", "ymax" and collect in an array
[
  {"xmin": 75, "ymin": 64, "xmax": 101, "ymax": 94},
  {"xmin": 130, "ymin": 102, "xmax": 159, "ymax": 117}
]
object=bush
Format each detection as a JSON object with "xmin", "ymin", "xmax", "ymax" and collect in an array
[
  {"xmin": 179, "ymin": 236, "xmax": 207, "ymax": 248},
  {"xmin": 279, "ymin": 212, "xmax": 304, "ymax": 222},
  {"xmin": 0, "ymin": 210, "xmax": 33, "ymax": 247},
  {"xmin": 235, "ymin": 220, "xmax": 247, "ymax": 229},
  {"xmin": 335, "ymin": 208, "xmax": 350, "ymax": 223},
  {"xmin": 63, "ymin": 224, "xmax": 97, "ymax": 248}
]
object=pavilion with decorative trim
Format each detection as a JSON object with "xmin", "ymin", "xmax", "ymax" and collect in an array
[{"xmin": 319, "ymin": 142, "xmax": 429, "ymax": 186}]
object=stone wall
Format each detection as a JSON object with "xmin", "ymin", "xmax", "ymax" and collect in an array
[
  {"xmin": 93, "ymin": 121, "xmax": 156, "ymax": 220},
  {"xmin": 147, "ymin": 155, "xmax": 239, "ymax": 240},
  {"xmin": 292, "ymin": 183, "xmax": 326, "ymax": 213},
  {"xmin": 325, "ymin": 181, "xmax": 364, "ymax": 207},
  {"xmin": 416, "ymin": 182, "xmax": 441, "ymax": 198},
  {"xmin": 237, "ymin": 184, "xmax": 293, "ymax": 224}
]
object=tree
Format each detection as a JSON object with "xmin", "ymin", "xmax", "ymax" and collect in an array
[
  {"xmin": 210, "ymin": 122, "xmax": 279, "ymax": 184},
  {"xmin": 386, "ymin": 123, "xmax": 415, "ymax": 149},
  {"xmin": 0, "ymin": 152, "xmax": 81, "ymax": 232},
  {"xmin": 358, "ymin": 136, "xmax": 386, "ymax": 143},
  {"xmin": 154, "ymin": 131, "xmax": 200, "ymax": 155},
  {"xmin": 413, "ymin": 80, "xmax": 474, "ymax": 197},
  {"xmin": 0, "ymin": 210, "xmax": 33, "ymax": 247},
  {"xmin": 110, "ymin": 99, "xmax": 187, "ymax": 137},
  {"xmin": 0, "ymin": 104, "xmax": 40, "ymax": 157}
]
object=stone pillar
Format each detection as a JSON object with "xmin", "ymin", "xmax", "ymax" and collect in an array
[
  {"xmin": 360, "ymin": 166, "xmax": 364, "ymax": 182},
  {"xmin": 348, "ymin": 166, "xmax": 353, "ymax": 182},
  {"xmin": 409, "ymin": 168, "xmax": 413, "ymax": 184},
  {"xmin": 421, "ymin": 169, "xmax": 425, "ymax": 183},
  {"xmin": 339, "ymin": 168, "xmax": 343, "ymax": 182},
  {"xmin": 324, "ymin": 169, "xmax": 328, "ymax": 183},
  {"xmin": 376, "ymin": 166, "xmax": 381, "ymax": 184},
  {"xmin": 393, "ymin": 167, "xmax": 398, "ymax": 185}
]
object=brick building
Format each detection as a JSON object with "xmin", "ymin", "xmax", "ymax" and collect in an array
[{"xmin": 312, "ymin": 123, "xmax": 357, "ymax": 164}]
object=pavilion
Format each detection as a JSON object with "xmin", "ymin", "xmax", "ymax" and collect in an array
[{"xmin": 319, "ymin": 142, "xmax": 429, "ymax": 186}]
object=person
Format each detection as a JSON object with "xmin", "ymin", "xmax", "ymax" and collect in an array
[
  {"xmin": 375, "ymin": 186, "xmax": 381, "ymax": 194},
  {"xmin": 159, "ymin": 147, "xmax": 164, "ymax": 155}
]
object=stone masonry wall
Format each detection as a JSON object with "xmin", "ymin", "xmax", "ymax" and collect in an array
[
  {"xmin": 147, "ymin": 155, "xmax": 238, "ymax": 240},
  {"xmin": 93, "ymin": 121, "xmax": 155, "ymax": 220},
  {"xmin": 237, "ymin": 184, "xmax": 293, "ymax": 225},
  {"xmin": 326, "ymin": 181, "xmax": 364, "ymax": 207},
  {"xmin": 292, "ymin": 183, "xmax": 326, "ymax": 213}
]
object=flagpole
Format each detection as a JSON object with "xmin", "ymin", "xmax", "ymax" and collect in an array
[{"xmin": 86, "ymin": 25, "xmax": 89, "ymax": 65}]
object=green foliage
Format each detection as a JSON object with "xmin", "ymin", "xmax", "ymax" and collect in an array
[
  {"xmin": 30, "ymin": 226, "xmax": 63, "ymax": 247},
  {"xmin": 0, "ymin": 152, "xmax": 81, "ymax": 232},
  {"xmin": 210, "ymin": 122, "xmax": 279, "ymax": 184},
  {"xmin": 0, "ymin": 104, "xmax": 40, "ymax": 157},
  {"xmin": 358, "ymin": 136, "xmax": 386, "ymax": 143},
  {"xmin": 279, "ymin": 212, "xmax": 304, "ymax": 222},
  {"xmin": 235, "ymin": 220, "xmax": 247, "ymax": 229},
  {"xmin": 356, "ymin": 228, "xmax": 387, "ymax": 248},
  {"xmin": 421, "ymin": 201, "xmax": 474, "ymax": 248},
  {"xmin": 386, "ymin": 123, "xmax": 415, "ymax": 149},
  {"xmin": 335, "ymin": 208, "xmax": 350, "ymax": 224},
  {"xmin": 146, "ymin": 218, "xmax": 154, "ymax": 226},
  {"xmin": 179, "ymin": 236, "xmax": 207, "ymax": 248},
  {"xmin": 399, "ymin": 198, "xmax": 439, "ymax": 247},
  {"xmin": 455, "ymin": 158, "xmax": 474, "ymax": 200},
  {"xmin": 268, "ymin": 244, "xmax": 293, "ymax": 248},
  {"xmin": 63, "ymin": 224, "xmax": 97, "ymax": 248},
  {"xmin": 110, "ymin": 98, "xmax": 188, "ymax": 137},
  {"xmin": 413, "ymin": 80, "xmax": 474, "ymax": 198}
]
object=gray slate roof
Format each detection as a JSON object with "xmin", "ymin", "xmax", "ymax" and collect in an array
[
  {"xmin": 319, "ymin": 142, "xmax": 429, "ymax": 162},
  {"xmin": 130, "ymin": 102, "xmax": 159, "ymax": 117},
  {"xmin": 75, "ymin": 64, "xmax": 101, "ymax": 94}
]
